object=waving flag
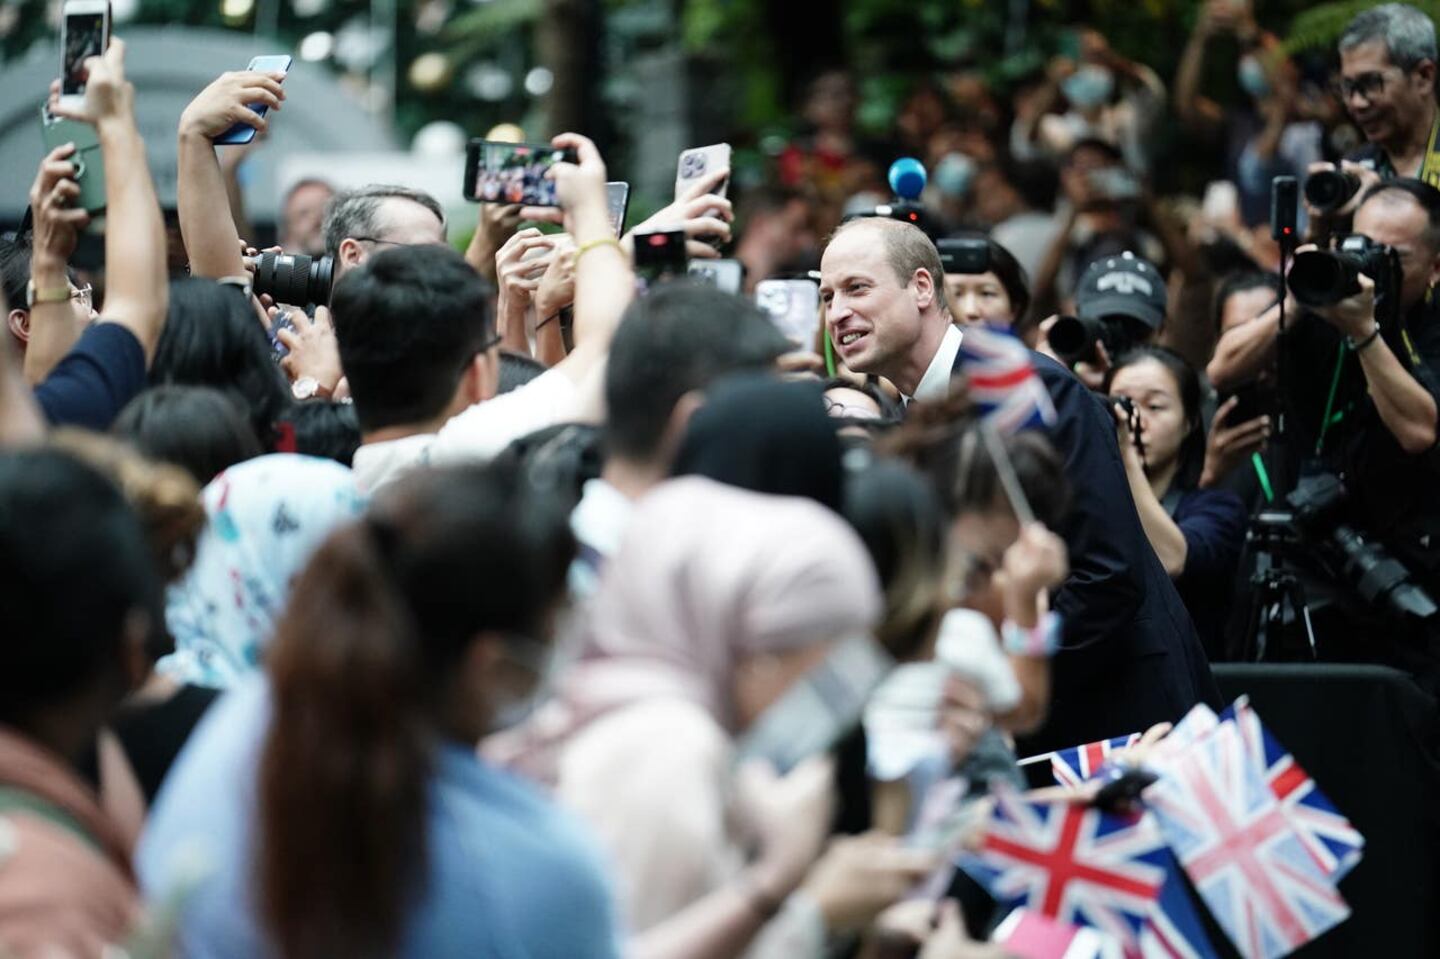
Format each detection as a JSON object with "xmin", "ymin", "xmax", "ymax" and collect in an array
[
  {"xmin": 1143, "ymin": 721, "xmax": 1350, "ymax": 959},
  {"xmin": 956, "ymin": 325, "xmax": 1057, "ymax": 434},
  {"xmin": 1222, "ymin": 698, "xmax": 1364, "ymax": 882},
  {"xmin": 971, "ymin": 786, "xmax": 1167, "ymax": 947},
  {"xmin": 1139, "ymin": 849, "xmax": 1219, "ymax": 959},
  {"xmin": 1050, "ymin": 733, "xmax": 1142, "ymax": 789}
]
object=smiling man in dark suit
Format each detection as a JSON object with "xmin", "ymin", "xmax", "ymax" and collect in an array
[{"xmin": 819, "ymin": 216, "xmax": 1220, "ymax": 753}]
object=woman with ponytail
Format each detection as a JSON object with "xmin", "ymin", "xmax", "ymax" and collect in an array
[{"xmin": 138, "ymin": 461, "xmax": 622, "ymax": 959}]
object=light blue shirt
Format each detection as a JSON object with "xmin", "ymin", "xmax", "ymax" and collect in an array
[{"xmin": 138, "ymin": 680, "xmax": 623, "ymax": 958}]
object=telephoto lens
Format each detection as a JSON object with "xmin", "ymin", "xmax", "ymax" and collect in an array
[
  {"xmin": 246, "ymin": 251, "xmax": 335, "ymax": 307},
  {"xmin": 1303, "ymin": 169, "xmax": 1362, "ymax": 214},
  {"xmin": 1047, "ymin": 314, "xmax": 1108, "ymax": 365},
  {"xmin": 1287, "ymin": 249, "xmax": 1360, "ymax": 307}
]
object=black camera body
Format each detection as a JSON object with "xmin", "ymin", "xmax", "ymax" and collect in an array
[
  {"xmin": 244, "ymin": 251, "xmax": 335, "ymax": 308},
  {"xmin": 1287, "ymin": 233, "xmax": 1402, "ymax": 324},
  {"xmin": 937, "ymin": 237, "xmax": 989, "ymax": 275}
]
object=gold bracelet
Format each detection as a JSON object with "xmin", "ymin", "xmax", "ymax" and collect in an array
[{"xmin": 574, "ymin": 236, "xmax": 622, "ymax": 266}]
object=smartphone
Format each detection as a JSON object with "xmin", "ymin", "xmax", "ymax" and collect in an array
[
  {"xmin": 39, "ymin": 106, "xmax": 105, "ymax": 214},
  {"xmin": 674, "ymin": 143, "xmax": 731, "ymax": 202},
  {"xmin": 687, "ymin": 258, "xmax": 743, "ymax": 294},
  {"xmin": 59, "ymin": 0, "xmax": 110, "ymax": 111},
  {"xmin": 755, "ymin": 278, "xmax": 821, "ymax": 348},
  {"xmin": 214, "ymin": 55, "xmax": 292, "ymax": 146},
  {"xmin": 937, "ymin": 237, "xmax": 990, "ymax": 275},
  {"xmin": 1089, "ymin": 167, "xmax": 1141, "ymax": 202},
  {"xmin": 1222, "ymin": 380, "xmax": 1275, "ymax": 426},
  {"xmin": 464, "ymin": 140, "xmax": 577, "ymax": 207},
  {"xmin": 632, "ymin": 228, "xmax": 687, "ymax": 287},
  {"xmin": 268, "ymin": 308, "xmax": 296, "ymax": 358},
  {"xmin": 605, "ymin": 181, "xmax": 630, "ymax": 238},
  {"xmin": 734, "ymin": 634, "xmax": 894, "ymax": 774}
]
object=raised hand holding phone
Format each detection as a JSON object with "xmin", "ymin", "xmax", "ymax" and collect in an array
[
  {"xmin": 623, "ymin": 167, "xmax": 734, "ymax": 260},
  {"xmin": 214, "ymin": 55, "xmax": 291, "ymax": 145},
  {"xmin": 59, "ymin": 0, "xmax": 110, "ymax": 112},
  {"xmin": 179, "ymin": 70, "xmax": 286, "ymax": 142}
]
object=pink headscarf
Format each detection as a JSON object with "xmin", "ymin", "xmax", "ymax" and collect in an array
[{"xmin": 496, "ymin": 477, "xmax": 881, "ymax": 777}]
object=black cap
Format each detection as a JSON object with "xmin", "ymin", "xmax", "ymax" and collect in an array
[{"xmin": 1075, "ymin": 251, "xmax": 1167, "ymax": 331}]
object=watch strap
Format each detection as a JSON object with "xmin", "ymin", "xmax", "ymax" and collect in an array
[{"xmin": 26, "ymin": 281, "xmax": 71, "ymax": 308}]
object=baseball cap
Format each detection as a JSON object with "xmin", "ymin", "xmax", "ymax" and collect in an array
[{"xmin": 1074, "ymin": 251, "xmax": 1167, "ymax": 331}]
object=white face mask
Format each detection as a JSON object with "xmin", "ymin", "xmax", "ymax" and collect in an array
[
  {"xmin": 1063, "ymin": 66, "xmax": 1115, "ymax": 109},
  {"xmin": 1238, "ymin": 56, "xmax": 1271, "ymax": 99},
  {"xmin": 488, "ymin": 637, "xmax": 564, "ymax": 733}
]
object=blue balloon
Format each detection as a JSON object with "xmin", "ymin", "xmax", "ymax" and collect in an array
[{"xmin": 888, "ymin": 157, "xmax": 927, "ymax": 200}]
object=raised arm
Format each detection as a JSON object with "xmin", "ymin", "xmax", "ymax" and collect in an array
[
  {"xmin": 22, "ymin": 144, "xmax": 92, "ymax": 384},
  {"xmin": 50, "ymin": 39, "xmax": 167, "ymax": 362},
  {"xmin": 176, "ymin": 71, "xmax": 285, "ymax": 279}
]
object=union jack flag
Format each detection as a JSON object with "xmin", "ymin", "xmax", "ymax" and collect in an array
[
  {"xmin": 1222, "ymin": 698, "xmax": 1364, "ymax": 882},
  {"xmin": 1138, "ymin": 849, "xmax": 1219, "ymax": 959},
  {"xmin": 955, "ymin": 325, "xmax": 1057, "ymax": 434},
  {"xmin": 1050, "ymin": 733, "xmax": 1142, "ymax": 789},
  {"xmin": 971, "ymin": 785, "xmax": 1167, "ymax": 948},
  {"xmin": 1143, "ymin": 721, "xmax": 1350, "ymax": 959}
]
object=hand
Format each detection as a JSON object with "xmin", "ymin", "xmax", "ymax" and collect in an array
[
  {"xmin": 179, "ymin": 70, "xmax": 285, "ymax": 141},
  {"xmin": 623, "ymin": 167, "xmax": 734, "ymax": 259},
  {"xmin": 733, "ymin": 756, "xmax": 835, "ymax": 898},
  {"xmin": 1112, "ymin": 401, "xmax": 1147, "ymax": 475},
  {"xmin": 535, "ymin": 234, "xmax": 577, "ymax": 321},
  {"xmin": 801, "ymin": 832, "xmax": 938, "ymax": 933},
  {"xmin": 277, "ymin": 305, "xmax": 343, "ymax": 393},
  {"xmin": 548, "ymin": 132, "xmax": 608, "ymax": 231},
  {"xmin": 28, "ymin": 143, "xmax": 90, "ymax": 269},
  {"xmin": 995, "ymin": 522, "xmax": 1068, "ymax": 625},
  {"xmin": 495, "ymin": 228, "xmax": 556, "ymax": 318},
  {"xmin": 48, "ymin": 38, "xmax": 133, "ymax": 126},
  {"xmin": 938, "ymin": 675, "xmax": 990, "ymax": 766},
  {"xmin": 1312, "ymin": 271, "xmax": 1376, "ymax": 341},
  {"xmin": 1200, "ymin": 396, "xmax": 1269, "ymax": 487},
  {"xmin": 919, "ymin": 900, "xmax": 1009, "ymax": 959}
]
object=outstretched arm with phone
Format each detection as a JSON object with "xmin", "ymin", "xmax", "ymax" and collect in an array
[
  {"xmin": 49, "ymin": 39, "xmax": 166, "ymax": 362},
  {"xmin": 22, "ymin": 143, "xmax": 93, "ymax": 384},
  {"xmin": 177, "ymin": 70, "xmax": 285, "ymax": 279}
]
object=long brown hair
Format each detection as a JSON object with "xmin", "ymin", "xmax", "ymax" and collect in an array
[{"xmin": 256, "ymin": 461, "xmax": 575, "ymax": 958}]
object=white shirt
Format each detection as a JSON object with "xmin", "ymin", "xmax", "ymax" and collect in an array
[
  {"xmin": 352, "ymin": 368, "xmax": 580, "ymax": 494},
  {"xmin": 910, "ymin": 323, "xmax": 964, "ymax": 404},
  {"xmin": 567, "ymin": 478, "xmax": 635, "ymax": 598}
]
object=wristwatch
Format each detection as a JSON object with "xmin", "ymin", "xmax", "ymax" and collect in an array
[
  {"xmin": 291, "ymin": 376, "xmax": 331, "ymax": 401},
  {"xmin": 25, "ymin": 280, "xmax": 70, "ymax": 308}
]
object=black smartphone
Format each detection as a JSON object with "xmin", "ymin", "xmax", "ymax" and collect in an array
[
  {"xmin": 937, "ymin": 237, "xmax": 990, "ymax": 275},
  {"xmin": 463, "ymin": 140, "xmax": 578, "ymax": 207},
  {"xmin": 606, "ymin": 181, "xmax": 630, "ymax": 238},
  {"xmin": 633, "ymin": 228, "xmax": 687, "ymax": 287}
]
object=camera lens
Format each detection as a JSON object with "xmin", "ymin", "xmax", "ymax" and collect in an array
[
  {"xmin": 1287, "ymin": 249, "xmax": 1359, "ymax": 307},
  {"xmin": 1048, "ymin": 314, "xmax": 1107, "ymax": 364},
  {"xmin": 1303, "ymin": 170, "xmax": 1361, "ymax": 214},
  {"xmin": 246, "ymin": 251, "xmax": 335, "ymax": 307}
]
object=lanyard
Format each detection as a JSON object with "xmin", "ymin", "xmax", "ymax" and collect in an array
[{"xmin": 1314, "ymin": 341, "xmax": 1350, "ymax": 457}]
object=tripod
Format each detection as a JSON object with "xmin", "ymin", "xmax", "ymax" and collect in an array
[{"xmin": 1239, "ymin": 512, "xmax": 1318, "ymax": 663}]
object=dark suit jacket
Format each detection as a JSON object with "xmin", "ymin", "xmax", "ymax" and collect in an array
[{"xmin": 953, "ymin": 348, "xmax": 1223, "ymax": 754}]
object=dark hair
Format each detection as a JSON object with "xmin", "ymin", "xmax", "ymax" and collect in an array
[
  {"xmin": 258, "ymin": 459, "xmax": 574, "ymax": 959},
  {"xmin": 278, "ymin": 401, "xmax": 362, "ymax": 467},
  {"xmin": 943, "ymin": 230, "xmax": 1033, "ymax": 330},
  {"xmin": 1009, "ymin": 157, "xmax": 1060, "ymax": 213},
  {"xmin": 150, "ymin": 279, "xmax": 292, "ymax": 450},
  {"xmin": 113, "ymin": 385, "xmax": 263, "ymax": 485},
  {"xmin": 843, "ymin": 455, "xmax": 947, "ymax": 660},
  {"xmin": 0, "ymin": 449, "xmax": 160, "ymax": 728},
  {"xmin": 673, "ymin": 372, "xmax": 845, "ymax": 511},
  {"xmin": 331, "ymin": 245, "xmax": 495, "ymax": 433},
  {"xmin": 1064, "ymin": 137, "xmax": 1125, "ymax": 168},
  {"xmin": 1213, "ymin": 271, "xmax": 1282, "ymax": 331},
  {"xmin": 883, "ymin": 394, "xmax": 1071, "ymax": 529},
  {"xmin": 322, "ymin": 184, "xmax": 447, "ymax": 259},
  {"xmin": 604, "ymin": 283, "xmax": 791, "ymax": 461},
  {"xmin": 498, "ymin": 350, "xmax": 547, "ymax": 395},
  {"xmin": 0, "ymin": 235, "xmax": 31, "ymax": 313},
  {"xmin": 1107, "ymin": 346, "xmax": 1207, "ymax": 491},
  {"xmin": 1359, "ymin": 177, "xmax": 1440, "ymax": 251}
]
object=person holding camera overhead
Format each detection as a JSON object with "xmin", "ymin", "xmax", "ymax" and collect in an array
[
  {"xmin": 1304, "ymin": 5, "xmax": 1440, "ymax": 232},
  {"xmin": 1211, "ymin": 179, "xmax": 1440, "ymax": 671}
]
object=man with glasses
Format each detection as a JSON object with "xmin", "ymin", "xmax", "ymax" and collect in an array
[
  {"xmin": 321, "ymin": 184, "xmax": 449, "ymax": 283},
  {"xmin": 1307, "ymin": 4, "xmax": 1440, "ymax": 226}
]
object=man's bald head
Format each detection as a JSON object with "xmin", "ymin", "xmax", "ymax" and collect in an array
[{"xmin": 831, "ymin": 217, "xmax": 949, "ymax": 316}]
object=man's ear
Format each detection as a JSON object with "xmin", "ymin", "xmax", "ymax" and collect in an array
[
  {"xmin": 458, "ymin": 348, "xmax": 500, "ymax": 410},
  {"xmin": 1415, "ymin": 58, "xmax": 1437, "ymax": 94},
  {"xmin": 338, "ymin": 237, "xmax": 367, "ymax": 269},
  {"xmin": 7, "ymin": 309, "xmax": 29, "ymax": 346},
  {"xmin": 912, "ymin": 267, "xmax": 936, "ymax": 311}
]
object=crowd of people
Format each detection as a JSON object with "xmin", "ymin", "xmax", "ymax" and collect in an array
[{"xmin": 2, "ymin": 1, "xmax": 1439, "ymax": 956}]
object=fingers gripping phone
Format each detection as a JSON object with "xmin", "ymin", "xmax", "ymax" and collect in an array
[
  {"xmin": 59, "ymin": 0, "xmax": 110, "ymax": 112},
  {"xmin": 464, "ymin": 140, "xmax": 578, "ymax": 207},
  {"xmin": 40, "ymin": 106, "xmax": 106, "ymax": 214},
  {"xmin": 215, "ymin": 55, "xmax": 293, "ymax": 146},
  {"xmin": 674, "ymin": 143, "xmax": 732, "ymax": 203}
]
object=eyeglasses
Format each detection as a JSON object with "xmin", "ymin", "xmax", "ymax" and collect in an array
[
  {"xmin": 822, "ymin": 395, "xmax": 882, "ymax": 419},
  {"xmin": 1332, "ymin": 70, "xmax": 1395, "ymax": 103},
  {"xmin": 350, "ymin": 236, "xmax": 408, "ymax": 248},
  {"xmin": 70, "ymin": 284, "xmax": 93, "ymax": 311}
]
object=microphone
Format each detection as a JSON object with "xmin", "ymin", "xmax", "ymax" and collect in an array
[{"xmin": 888, "ymin": 158, "xmax": 927, "ymax": 201}]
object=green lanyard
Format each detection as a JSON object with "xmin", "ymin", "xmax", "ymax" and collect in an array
[{"xmin": 1314, "ymin": 341, "xmax": 1351, "ymax": 457}]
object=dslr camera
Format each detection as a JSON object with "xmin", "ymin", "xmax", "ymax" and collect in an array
[
  {"xmin": 243, "ymin": 251, "xmax": 335, "ymax": 308},
  {"xmin": 1287, "ymin": 233, "xmax": 1402, "ymax": 325},
  {"xmin": 1302, "ymin": 169, "xmax": 1362, "ymax": 215}
]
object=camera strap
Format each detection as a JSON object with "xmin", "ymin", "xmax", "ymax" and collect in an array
[{"xmin": 1314, "ymin": 342, "xmax": 1351, "ymax": 457}]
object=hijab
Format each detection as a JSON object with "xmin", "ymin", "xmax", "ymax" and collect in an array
[{"xmin": 159, "ymin": 454, "xmax": 366, "ymax": 687}]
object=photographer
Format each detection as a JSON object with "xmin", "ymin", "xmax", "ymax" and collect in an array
[
  {"xmin": 1304, "ymin": 4, "xmax": 1439, "ymax": 231},
  {"xmin": 1037, "ymin": 251, "xmax": 1166, "ymax": 390}
]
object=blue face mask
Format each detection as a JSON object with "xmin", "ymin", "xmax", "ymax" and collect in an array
[
  {"xmin": 1063, "ymin": 66, "xmax": 1114, "ymax": 109},
  {"xmin": 934, "ymin": 152, "xmax": 976, "ymax": 198},
  {"xmin": 1238, "ymin": 57, "xmax": 1271, "ymax": 100}
]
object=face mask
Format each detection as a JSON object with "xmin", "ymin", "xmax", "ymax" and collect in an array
[
  {"xmin": 1238, "ymin": 57, "xmax": 1270, "ymax": 100},
  {"xmin": 489, "ymin": 637, "xmax": 564, "ymax": 732},
  {"xmin": 1063, "ymin": 66, "xmax": 1115, "ymax": 109},
  {"xmin": 934, "ymin": 152, "xmax": 976, "ymax": 198}
]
